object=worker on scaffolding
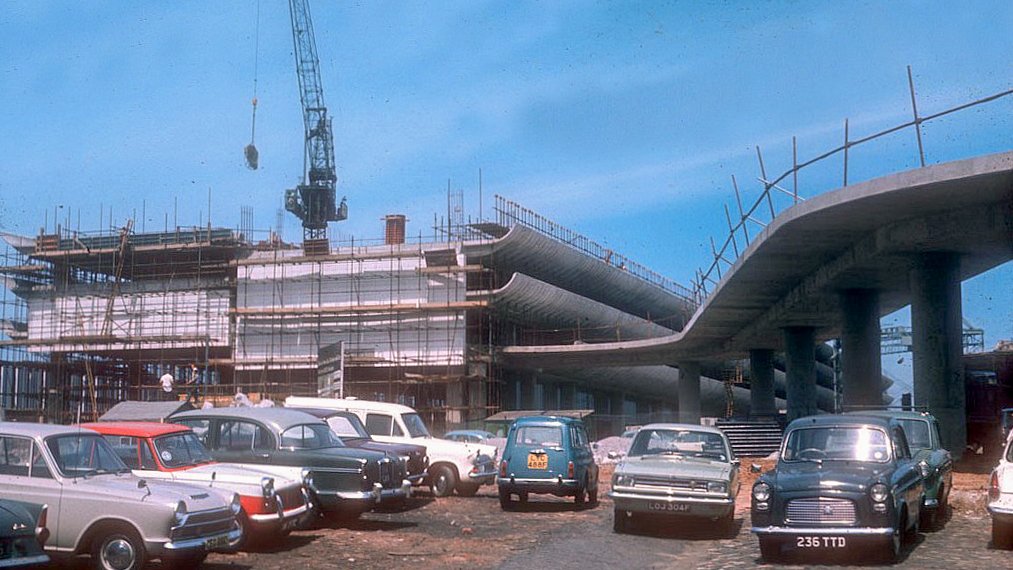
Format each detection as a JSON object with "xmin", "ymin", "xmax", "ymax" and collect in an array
[
  {"xmin": 159, "ymin": 372, "xmax": 175, "ymax": 401},
  {"xmin": 185, "ymin": 363, "xmax": 202, "ymax": 404}
]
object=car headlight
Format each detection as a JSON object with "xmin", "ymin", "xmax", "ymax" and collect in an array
[
  {"xmin": 752, "ymin": 482, "xmax": 771, "ymax": 502},
  {"xmin": 707, "ymin": 481, "xmax": 728, "ymax": 494},
  {"xmin": 230, "ymin": 493, "xmax": 242, "ymax": 515},
  {"xmin": 173, "ymin": 500, "xmax": 187, "ymax": 525},
  {"xmin": 612, "ymin": 473, "xmax": 634, "ymax": 487},
  {"xmin": 301, "ymin": 468, "xmax": 315, "ymax": 490},
  {"xmin": 870, "ymin": 483, "xmax": 889, "ymax": 503},
  {"xmin": 918, "ymin": 461, "xmax": 930, "ymax": 478},
  {"xmin": 261, "ymin": 476, "xmax": 275, "ymax": 499}
]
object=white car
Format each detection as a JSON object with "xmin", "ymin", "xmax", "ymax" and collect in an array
[
  {"xmin": 285, "ymin": 397, "xmax": 498, "ymax": 497},
  {"xmin": 989, "ymin": 432, "xmax": 1013, "ymax": 549}
]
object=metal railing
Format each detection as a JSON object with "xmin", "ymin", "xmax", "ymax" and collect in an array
[{"xmin": 694, "ymin": 67, "xmax": 1013, "ymax": 298}]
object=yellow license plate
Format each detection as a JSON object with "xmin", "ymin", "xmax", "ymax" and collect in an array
[
  {"xmin": 527, "ymin": 453, "xmax": 548, "ymax": 469},
  {"xmin": 204, "ymin": 534, "xmax": 230, "ymax": 550}
]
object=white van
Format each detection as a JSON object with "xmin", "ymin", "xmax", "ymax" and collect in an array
[{"xmin": 285, "ymin": 397, "xmax": 498, "ymax": 497}]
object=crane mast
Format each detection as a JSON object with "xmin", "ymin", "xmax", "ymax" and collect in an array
[{"xmin": 284, "ymin": 0, "xmax": 346, "ymax": 250}]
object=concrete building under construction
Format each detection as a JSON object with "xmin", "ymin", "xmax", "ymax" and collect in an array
[{"xmin": 1, "ymin": 195, "xmax": 831, "ymax": 433}]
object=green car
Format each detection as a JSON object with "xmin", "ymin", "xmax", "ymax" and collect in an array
[
  {"xmin": 497, "ymin": 416, "xmax": 599, "ymax": 509},
  {"xmin": 0, "ymin": 499, "xmax": 49, "ymax": 569},
  {"xmin": 848, "ymin": 410, "xmax": 952, "ymax": 529}
]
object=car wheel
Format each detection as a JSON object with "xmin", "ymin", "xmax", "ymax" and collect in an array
[
  {"xmin": 456, "ymin": 482, "xmax": 481, "ymax": 497},
  {"xmin": 920, "ymin": 506, "xmax": 938, "ymax": 531},
  {"xmin": 993, "ymin": 518, "xmax": 1013, "ymax": 549},
  {"xmin": 91, "ymin": 524, "xmax": 147, "ymax": 570},
  {"xmin": 612, "ymin": 508, "xmax": 627, "ymax": 533},
  {"xmin": 498, "ymin": 488, "xmax": 512, "ymax": 510},
  {"xmin": 518, "ymin": 492, "xmax": 529, "ymax": 503},
  {"xmin": 757, "ymin": 537, "xmax": 780, "ymax": 562},
  {"xmin": 574, "ymin": 482, "xmax": 586, "ymax": 506},
  {"xmin": 588, "ymin": 480, "xmax": 599, "ymax": 507},
  {"xmin": 903, "ymin": 509, "xmax": 919, "ymax": 544},
  {"xmin": 880, "ymin": 527, "xmax": 901, "ymax": 563},
  {"xmin": 718, "ymin": 510, "xmax": 736, "ymax": 536},
  {"xmin": 429, "ymin": 465, "xmax": 458, "ymax": 498},
  {"xmin": 234, "ymin": 510, "xmax": 250, "ymax": 550}
]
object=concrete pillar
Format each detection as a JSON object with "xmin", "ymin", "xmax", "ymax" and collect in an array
[
  {"xmin": 784, "ymin": 327, "xmax": 818, "ymax": 421},
  {"xmin": 559, "ymin": 383, "xmax": 577, "ymax": 409},
  {"xmin": 749, "ymin": 349, "xmax": 777, "ymax": 419},
  {"xmin": 519, "ymin": 376, "xmax": 537, "ymax": 410},
  {"xmin": 840, "ymin": 289, "xmax": 883, "ymax": 411},
  {"xmin": 678, "ymin": 362, "xmax": 701, "ymax": 425},
  {"xmin": 911, "ymin": 252, "xmax": 965, "ymax": 459}
]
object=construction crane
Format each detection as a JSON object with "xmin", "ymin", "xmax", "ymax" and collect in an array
[{"xmin": 284, "ymin": 0, "xmax": 347, "ymax": 252}]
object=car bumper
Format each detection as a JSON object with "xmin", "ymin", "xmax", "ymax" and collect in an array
[
  {"xmin": 609, "ymin": 490, "xmax": 734, "ymax": 518},
  {"xmin": 987, "ymin": 502, "xmax": 1013, "ymax": 520},
  {"xmin": 0, "ymin": 553, "xmax": 49, "ymax": 568},
  {"xmin": 498, "ymin": 476, "xmax": 579, "ymax": 494},
  {"xmin": 248, "ymin": 503, "xmax": 310, "ymax": 531},
  {"xmin": 751, "ymin": 525, "xmax": 895, "ymax": 537},
  {"xmin": 154, "ymin": 525, "xmax": 243, "ymax": 555},
  {"xmin": 378, "ymin": 480, "xmax": 413, "ymax": 503}
]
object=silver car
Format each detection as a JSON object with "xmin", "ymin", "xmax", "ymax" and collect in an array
[
  {"xmin": 609, "ymin": 423, "xmax": 740, "ymax": 533},
  {"xmin": 0, "ymin": 422, "xmax": 242, "ymax": 570}
]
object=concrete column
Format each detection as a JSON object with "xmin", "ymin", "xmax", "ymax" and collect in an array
[
  {"xmin": 559, "ymin": 383, "xmax": 577, "ymax": 409},
  {"xmin": 840, "ymin": 289, "xmax": 883, "ymax": 411},
  {"xmin": 749, "ymin": 349, "xmax": 777, "ymax": 419},
  {"xmin": 678, "ymin": 362, "xmax": 701, "ymax": 425},
  {"xmin": 911, "ymin": 252, "xmax": 965, "ymax": 459},
  {"xmin": 784, "ymin": 327, "xmax": 818, "ymax": 421},
  {"xmin": 519, "ymin": 376, "xmax": 537, "ymax": 410}
]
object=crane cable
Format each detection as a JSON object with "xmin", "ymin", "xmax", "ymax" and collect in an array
[{"xmin": 244, "ymin": 0, "xmax": 261, "ymax": 170}]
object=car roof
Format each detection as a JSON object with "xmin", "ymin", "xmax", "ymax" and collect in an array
[
  {"xmin": 288, "ymin": 407, "xmax": 357, "ymax": 420},
  {"xmin": 787, "ymin": 414, "xmax": 894, "ymax": 430},
  {"xmin": 80, "ymin": 421, "xmax": 189, "ymax": 437},
  {"xmin": 445, "ymin": 430, "xmax": 493, "ymax": 436},
  {"xmin": 844, "ymin": 410, "xmax": 934, "ymax": 422},
  {"xmin": 512, "ymin": 415, "xmax": 583, "ymax": 425},
  {"xmin": 172, "ymin": 406, "xmax": 325, "ymax": 432},
  {"xmin": 0, "ymin": 422, "xmax": 99, "ymax": 439},
  {"xmin": 637, "ymin": 423, "xmax": 727, "ymax": 436},
  {"xmin": 285, "ymin": 396, "xmax": 417, "ymax": 415}
]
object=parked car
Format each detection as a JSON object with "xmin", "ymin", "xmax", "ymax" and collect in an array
[
  {"xmin": 848, "ymin": 410, "xmax": 952, "ymax": 528},
  {"xmin": 0, "ymin": 499, "xmax": 49, "ymax": 568},
  {"xmin": 81, "ymin": 421, "xmax": 309, "ymax": 545},
  {"xmin": 750, "ymin": 414, "xmax": 925, "ymax": 562},
  {"xmin": 444, "ymin": 430, "xmax": 497, "ymax": 444},
  {"xmin": 291, "ymin": 407, "xmax": 429, "ymax": 485},
  {"xmin": 285, "ymin": 397, "xmax": 498, "ymax": 497},
  {"xmin": 988, "ymin": 431, "xmax": 1013, "ymax": 549},
  {"xmin": 609, "ymin": 423, "xmax": 739, "ymax": 533},
  {"xmin": 170, "ymin": 407, "xmax": 410, "ymax": 520},
  {"xmin": 497, "ymin": 415, "xmax": 599, "ymax": 509},
  {"xmin": 0, "ymin": 422, "xmax": 241, "ymax": 570}
]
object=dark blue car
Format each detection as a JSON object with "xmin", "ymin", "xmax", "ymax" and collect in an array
[{"xmin": 497, "ymin": 416, "xmax": 599, "ymax": 509}]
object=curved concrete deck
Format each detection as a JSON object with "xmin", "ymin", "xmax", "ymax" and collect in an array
[{"xmin": 502, "ymin": 151, "xmax": 1013, "ymax": 368}]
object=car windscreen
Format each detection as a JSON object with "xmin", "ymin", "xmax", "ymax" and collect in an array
[
  {"xmin": 628, "ymin": 429, "xmax": 729, "ymax": 461},
  {"xmin": 154, "ymin": 432, "xmax": 215, "ymax": 468},
  {"xmin": 326, "ymin": 414, "xmax": 370, "ymax": 438},
  {"xmin": 46, "ymin": 433, "xmax": 130, "ymax": 478},
  {"xmin": 512, "ymin": 425, "xmax": 563, "ymax": 447},
  {"xmin": 783, "ymin": 426, "xmax": 890, "ymax": 463},
  {"xmin": 401, "ymin": 413, "xmax": 431, "ymax": 438},
  {"xmin": 280, "ymin": 423, "xmax": 344, "ymax": 449},
  {"xmin": 897, "ymin": 419, "xmax": 932, "ymax": 451}
]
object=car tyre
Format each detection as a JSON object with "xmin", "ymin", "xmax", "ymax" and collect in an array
[
  {"xmin": 881, "ymin": 527, "xmax": 901, "ymax": 563},
  {"xmin": 612, "ymin": 508, "xmax": 627, "ymax": 533},
  {"xmin": 718, "ymin": 510, "xmax": 736, "ymax": 537},
  {"xmin": 456, "ymin": 482, "xmax": 481, "ymax": 497},
  {"xmin": 574, "ymin": 483, "xmax": 586, "ymax": 506},
  {"xmin": 91, "ymin": 524, "xmax": 147, "ymax": 570},
  {"xmin": 903, "ymin": 509, "xmax": 919, "ymax": 544},
  {"xmin": 757, "ymin": 537, "xmax": 780, "ymax": 562},
  {"xmin": 429, "ymin": 464, "xmax": 458, "ymax": 498},
  {"xmin": 518, "ymin": 492, "xmax": 529, "ymax": 503},
  {"xmin": 587, "ymin": 479, "xmax": 599, "ymax": 507},
  {"xmin": 498, "ymin": 488, "xmax": 513, "ymax": 510},
  {"xmin": 993, "ymin": 518, "xmax": 1013, "ymax": 549}
]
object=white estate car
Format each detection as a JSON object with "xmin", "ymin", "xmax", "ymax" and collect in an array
[
  {"xmin": 989, "ymin": 431, "xmax": 1013, "ymax": 549},
  {"xmin": 285, "ymin": 397, "xmax": 498, "ymax": 497}
]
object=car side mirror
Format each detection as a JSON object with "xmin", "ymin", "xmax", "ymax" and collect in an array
[{"xmin": 750, "ymin": 463, "xmax": 762, "ymax": 474}]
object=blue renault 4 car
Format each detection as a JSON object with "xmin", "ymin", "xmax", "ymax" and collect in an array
[{"xmin": 497, "ymin": 416, "xmax": 599, "ymax": 509}]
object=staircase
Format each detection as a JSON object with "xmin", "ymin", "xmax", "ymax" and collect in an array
[{"xmin": 716, "ymin": 419, "xmax": 784, "ymax": 457}]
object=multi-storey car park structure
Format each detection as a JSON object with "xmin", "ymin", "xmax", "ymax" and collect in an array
[{"xmin": 0, "ymin": 196, "xmax": 851, "ymax": 435}]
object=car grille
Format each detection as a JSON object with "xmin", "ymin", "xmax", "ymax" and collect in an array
[
  {"xmin": 171, "ymin": 507, "xmax": 235, "ymax": 540},
  {"xmin": 380, "ymin": 459, "xmax": 393, "ymax": 486},
  {"xmin": 633, "ymin": 476, "xmax": 708, "ymax": 492},
  {"xmin": 786, "ymin": 497, "xmax": 857, "ymax": 525},
  {"xmin": 278, "ymin": 486, "xmax": 304, "ymax": 512}
]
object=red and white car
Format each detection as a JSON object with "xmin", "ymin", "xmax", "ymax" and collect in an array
[{"xmin": 82, "ymin": 422, "xmax": 309, "ymax": 545}]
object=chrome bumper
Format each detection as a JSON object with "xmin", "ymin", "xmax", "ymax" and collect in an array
[
  {"xmin": 379, "ymin": 480, "xmax": 413, "ymax": 501},
  {"xmin": 751, "ymin": 526, "xmax": 895, "ymax": 536},
  {"xmin": 988, "ymin": 503, "xmax": 1013, "ymax": 516},
  {"xmin": 608, "ymin": 490, "xmax": 734, "ymax": 506},
  {"xmin": 162, "ymin": 526, "xmax": 243, "ymax": 552}
]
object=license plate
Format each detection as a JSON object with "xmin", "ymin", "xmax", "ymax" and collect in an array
[
  {"xmin": 796, "ymin": 536, "xmax": 847, "ymax": 548},
  {"xmin": 204, "ymin": 534, "xmax": 230, "ymax": 550},
  {"xmin": 527, "ymin": 453, "xmax": 548, "ymax": 469},
  {"xmin": 649, "ymin": 502, "xmax": 690, "ymax": 512}
]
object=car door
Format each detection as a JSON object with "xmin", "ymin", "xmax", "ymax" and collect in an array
[
  {"xmin": 215, "ymin": 420, "xmax": 274, "ymax": 465},
  {"xmin": 571, "ymin": 424, "xmax": 596, "ymax": 485},
  {"xmin": 0, "ymin": 435, "xmax": 61, "ymax": 546},
  {"xmin": 512, "ymin": 423, "xmax": 567, "ymax": 479},
  {"xmin": 889, "ymin": 426, "xmax": 922, "ymax": 523}
]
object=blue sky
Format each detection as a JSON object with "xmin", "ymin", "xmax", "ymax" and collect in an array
[{"xmin": 0, "ymin": 1, "xmax": 1010, "ymax": 393}]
